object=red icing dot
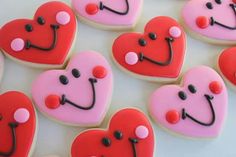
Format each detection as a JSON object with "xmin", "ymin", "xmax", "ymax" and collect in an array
[
  {"xmin": 93, "ymin": 66, "xmax": 107, "ymax": 79},
  {"xmin": 45, "ymin": 95, "xmax": 61, "ymax": 109},
  {"xmin": 209, "ymin": 81, "xmax": 222, "ymax": 94},
  {"xmin": 86, "ymin": 3, "xmax": 99, "ymax": 15},
  {"xmin": 165, "ymin": 110, "xmax": 180, "ymax": 124},
  {"xmin": 196, "ymin": 16, "xmax": 210, "ymax": 29},
  {"xmin": 233, "ymin": 0, "xmax": 236, "ymax": 4}
]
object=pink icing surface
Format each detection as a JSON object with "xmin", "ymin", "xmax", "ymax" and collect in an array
[
  {"xmin": 31, "ymin": 51, "xmax": 113, "ymax": 126},
  {"xmin": 182, "ymin": 0, "xmax": 236, "ymax": 41},
  {"xmin": 71, "ymin": 0, "xmax": 143, "ymax": 27},
  {"xmin": 149, "ymin": 66, "xmax": 228, "ymax": 138}
]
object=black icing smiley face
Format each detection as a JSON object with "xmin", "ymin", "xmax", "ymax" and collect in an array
[
  {"xmin": 196, "ymin": 0, "xmax": 236, "ymax": 29},
  {"xmin": 165, "ymin": 81, "xmax": 223, "ymax": 126},
  {"xmin": 0, "ymin": 91, "xmax": 36, "ymax": 157},
  {"xmin": 0, "ymin": 1, "xmax": 77, "ymax": 66},
  {"xmin": 44, "ymin": 66, "xmax": 108, "ymax": 111}
]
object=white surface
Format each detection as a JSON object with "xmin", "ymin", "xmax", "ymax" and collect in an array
[{"xmin": 0, "ymin": 0, "xmax": 235, "ymax": 157}]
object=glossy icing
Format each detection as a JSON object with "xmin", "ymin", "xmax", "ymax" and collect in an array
[
  {"xmin": 112, "ymin": 16, "xmax": 186, "ymax": 81},
  {"xmin": 149, "ymin": 66, "xmax": 228, "ymax": 138},
  {"xmin": 0, "ymin": 1, "xmax": 77, "ymax": 67},
  {"xmin": 71, "ymin": 0, "xmax": 143, "ymax": 29},
  {"xmin": 218, "ymin": 47, "xmax": 236, "ymax": 86},
  {"xmin": 182, "ymin": 0, "xmax": 236, "ymax": 42},
  {"xmin": 71, "ymin": 108, "xmax": 154, "ymax": 157},
  {"xmin": 31, "ymin": 51, "xmax": 113, "ymax": 126},
  {"xmin": 0, "ymin": 91, "xmax": 36, "ymax": 157}
]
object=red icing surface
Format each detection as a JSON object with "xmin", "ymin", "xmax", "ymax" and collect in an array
[
  {"xmin": 0, "ymin": 1, "xmax": 76, "ymax": 65},
  {"xmin": 71, "ymin": 108, "xmax": 154, "ymax": 157},
  {"xmin": 0, "ymin": 91, "xmax": 36, "ymax": 157},
  {"xmin": 112, "ymin": 16, "xmax": 186, "ymax": 79},
  {"xmin": 218, "ymin": 47, "xmax": 236, "ymax": 86}
]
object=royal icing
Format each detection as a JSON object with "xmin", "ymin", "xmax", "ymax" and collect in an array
[
  {"xmin": 0, "ymin": 1, "xmax": 77, "ymax": 68},
  {"xmin": 71, "ymin": 0, "xmax": 143, "ymax": 29},
  {"xmin": 71, "ymin": 108, "xmax": 154, "ymax": 157},
  {"xmin": 182, "ymin": 0, "xmax": 236, "ymax": 43},
  {"xmin": 149, "ymin": 66, "xmax": 228, "ymax": 138},
  {"xmin": 31, "ymin": 51, "xmax": 113, "ymax": 126},
  {"xmin": 112, "ymin": 16, "xmax": 186, "ymax": 81},
  {"xmin": 218, "ymin": 47, "xmax": 236, "ymax": 87},
  {"xmin": 0, "ymin": 91, "xmax": 36, "ymax": 157}
]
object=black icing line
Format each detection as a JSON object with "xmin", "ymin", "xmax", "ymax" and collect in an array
[
  {"xmin": 139, "ymin": 37, "xmax": 174, "ymax": 66},
  {"xmin": 99, "ymin": 0, "xmax": 129, "ymax": 15},
  {"xmin": 182, "ymin": 94, "xmax": 216, "ymax": 126},
  {"xmin": 0, "ymin": 122, "xmax": 18, "ymax": 157},
  {"xmin": 25, "ymin": 24, "xmax": 59, "ymax": 51},
  {"xmin": 129, "ymin": 138, "xmax": 139, "ymax": 157},
  {"xmin": 60, "ymin": 78, "xmax": 97, "ymax": 110},
  {"xmin": 210, "ymin": 4, "xmax": 236, "ymax": 30}
]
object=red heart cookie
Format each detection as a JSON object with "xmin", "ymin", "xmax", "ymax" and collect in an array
[
  {"xmin": 218, "ymin": 47, "xmax": 236, "ymax": 88},
  {"xmin": 0, "ymin": 91, "xmax": 37, "ymax": 157},
  {"xmin": 71, "ymin": 108, "xmax": 155, "ymax": 157},
  {"xmin": 112, "ymin": 16, "xmax": 186, "ymax": 82},
  {"xmin": 0, "ymin": 1, "xmax": 77, "ymax": 68}
]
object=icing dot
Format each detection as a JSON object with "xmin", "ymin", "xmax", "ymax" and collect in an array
[
  {"xmin": 125, "ymin": 52, "xmax": 138, "ymax": 65},
  {"xmin": 233, "ymin": 0, "xmax": 236, "ymax": 4},
  {"xmin": 86, "ymin": 3, "xmax": 99, "ymax": 15},
  {"xmin": 56, "ymin": 11, "xmax": 70, "ymax": 25},
  {"xmin": 93, "ymin": 66, "xmax": 107, "ymax": 79},
  {"xmin": 166, "ymin": 110, "xmax": 180, "ymax": 124},
  {"xmin": 45, "ymin": 95, "xmax": 61, "ymax": 109},
  {"xmin": 11, "ymin": 38, "xmax": 25, "ymax": 52},
  {"xmin": 169, "ymin": 26, "xmax": 181, "ymax": 38},
  {"xmin": 196, "ymin": 16, "xmax": 210, "ymax": 29},
  {"xmin": 209, "ymin": 81, "xmax": 222, "ymax": 94},
  {"xmin": 14, "ymin": 108, "xmax": 30, "ymax": 123},
  {"xmin": 135, "ymin": 125, "xmax": 149, "ymax": 139}
]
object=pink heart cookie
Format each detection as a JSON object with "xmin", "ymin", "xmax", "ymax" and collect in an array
[
  {"xmin": 71, "ymin": 0, "xmax": 143, "ymax": 30},
  {"xmin": 31, "ymin": 51, "xmax": 113, "ymax": 126},
  {"xmin": 149, "ymin": 66, "xmax": 228, "ymax": 138},
  {"xmin": 182, "ymin": 0, "xmax": 236, "ymax": 44}
]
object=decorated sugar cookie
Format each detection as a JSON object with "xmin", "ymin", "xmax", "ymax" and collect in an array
[
  {"xmin": 0, "ymin": 1, "xmax": 77, "ymax": 68},
  {"xmin": 71, "ymin": 0, "xmax": 143, "ymax": 30},
  {"xmin": 71, "ymin": 108, "xmax": 155, "ymax": 157},
  {"xmin": 218, "ymin": 47, "xmax": 236, "ymax": 90},
  {"xmin": 31, "ymin": 51, "xmax": 113, "ymax": 126},
  {"xmin": 182, "ymin": 0, "xmax": 236, "ymax": 44},
  {"xmin": 112, "ymin": 16, "xmax": 186, "ymax": 82},
  {"xmin": 149, "ymin": 66, "xmax": 227, "ymax": 138},
  {"xmin": 0, "ymin": 91, "xmax": 37, "ymax": 157}
]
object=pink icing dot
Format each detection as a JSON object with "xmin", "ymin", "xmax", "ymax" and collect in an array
[
  {"xmin": 11, "ymin": 38, "xmax": 24, "ymax": 52},
  {"xmin": 169, "ymin": 26, "xmax": 182, "ymax": 38},
  {"xmin": 56, "ymin": 11, "xmax": 70, "ymax": 25},
  {"xmin": 135, "ymin": 125, "xmax": 149, "ymax": 139},
  {"xmin": 125, "ymin": 52, "xmax": 138, "ymax": 65},
  {"xmin": 14, "ymin": 108, "xmax": 30, "ymax": 123}
]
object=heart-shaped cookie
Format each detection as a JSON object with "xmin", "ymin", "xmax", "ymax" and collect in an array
[
  {"xmin": 218, "ymin": 47, "xmax": 236, "ymax": 89},
  {"xmin": 0, "ymin": 1, "xmax": 77, "ymax": 68},
  {"xmin": 71, "ymin": 108, "xmax": 155, "ymax": 157},
  {"xmin": 182, "ymin": 0, "xmax": 236, "ymax": 44},
  {"xmin": 31, "ymin": 51, "xmax": 113, "ymax": 126},
  {"xmin": 71, "ymin": 0, "xmax": 143, "ymax": 30},
  {"xmin": 112, "ymin": 16, "xmax": 186, "ymax": 82},
  {"xmin": 149, "ymin": 66, "xmax": 227, "ymax": 138},
  {"xmin": 0, "ymin": 91, "xmax": 37, "ymax": 157}
]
